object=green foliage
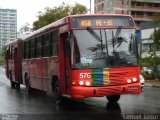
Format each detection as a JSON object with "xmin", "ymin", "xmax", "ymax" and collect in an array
[
  {"xmin": 142, "ymin": 12, "xmax": 160, "ymax": 78},
  {"xmin": 140, "ymin": 53, "xmax": 160, "ymax": 71},
  {"xmin": 140, "ymin": 53, "xmax": 160, "ymax": 80},
  {"xmin": 33, "ymin": 3, "xmax": 87, "ymax": 30},
  {"xmin": 0, "ymin": 48, "xmax": 5, "ymax": 65},
  {"xmin": 153, "ymin": 29, "xmax": 160, "ymax": 49},
  {"xmin": 152, "ymin": 12, "xmax": 160, "ymax": 49},
  {"xmin": 141, "ymin": 72, "xmax": 155, "ymax": 80},
  {"xmin": 70, "ymin": 3, "xmax": 87, "ymax": 15}
]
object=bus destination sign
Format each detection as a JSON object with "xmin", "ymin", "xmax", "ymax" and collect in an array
[
  {"xmin": 71, "ymin": 16, "xmax": 134, "ymax": 28},
  {"xmin": 80, "ymin": 19, "xmax": 113, "ymax": 27}
]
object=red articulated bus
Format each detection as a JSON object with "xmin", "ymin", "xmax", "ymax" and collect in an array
[{"xmin": 5, "ymin": 14, "xmax": 141, "ymax": 103}]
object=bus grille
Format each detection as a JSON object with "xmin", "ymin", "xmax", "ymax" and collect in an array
[
  {"xmin": 97, "ymin": 87, "xmax": 122, "ymax": 96},
  {"xmin": 109, "ymin": 71, "xmax": 129, "ymax": 86}
]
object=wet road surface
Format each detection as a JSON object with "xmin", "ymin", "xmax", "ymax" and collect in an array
[{"xmin": 0, "ymin": 67, "xmax": 160, "ymax": 120}]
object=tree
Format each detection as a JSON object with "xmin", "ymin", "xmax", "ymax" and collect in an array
[
  {"xmin": 70, "ymin": 3, "xmax": 87, "ymax": 15},
  {"xmin": 140, "ymin": 52, "xmax": 160, "ymax": 79},
  {"xmin": 153, "ymin": 29, "xmax": 160, "ymax": 49},
  {"xmin": 0, "ymin": 47, "xmax": 5, "ymax": 66},
  {"xmin": 152, "ymin": 13, "xmax": 160, "ymax": 49},
  {"xmin": 33, "ymin": 3, "xmax": 87, "ymax": 30}
]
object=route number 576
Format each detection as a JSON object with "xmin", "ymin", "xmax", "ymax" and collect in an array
[{"xmin": 80, "ymin": 73, "xmax": 91, "ymax": 79}]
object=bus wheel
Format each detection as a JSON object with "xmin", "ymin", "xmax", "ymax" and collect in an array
[
  {"xmin": 53, "ymin": 80, "xmax": 63, "ymax": 104},
  {"xmin": 106, "ymin": 95, "xmax": 120, "ymax": 103},
  {"xmin": 15, "ymin": 83, "xmax": 20, "ymax": 90},
  {"xmin": 10, "ymin": 81, "xmax": 15, "ymax": 89},
  {"xmin": 10, "ymin": 73, "xmax": 15, "ymax": 89}
]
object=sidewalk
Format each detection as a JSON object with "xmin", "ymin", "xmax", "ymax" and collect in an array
[{"xmin": 145, "ymin": 80, "xmax": 160, "ymax": 87}]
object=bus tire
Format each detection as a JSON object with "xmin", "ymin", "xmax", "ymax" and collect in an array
[
  {"xmin": 53, "ymin": 79, "xmax": 63, "ymax": 104},
  {"xmin": 25, "ymin": 74, "xmax": 32, "ymax": 94},
  {"xmin": 10, "ymin": 81, "xmax": 15, "ymax": 89},
  {"xmin": 10, "ymin": 72, "xmax": 15, "ymax": 89},
  {"xmin": 106, "ymin": 95, "xmax": 120, "ymax": 103},
  {"xmin": 15, "ymin": 83, "xmax": 20, "ymax": 90}
]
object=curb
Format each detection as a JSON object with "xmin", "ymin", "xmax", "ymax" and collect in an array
[{"xmin": 144, "ymin": 84, "xmax": 160, "ymax": 88}]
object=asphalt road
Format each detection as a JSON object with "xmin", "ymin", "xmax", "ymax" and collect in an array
[{"xmin": 0, "ymin": 67, "xmax": 159, "ymax": 120}]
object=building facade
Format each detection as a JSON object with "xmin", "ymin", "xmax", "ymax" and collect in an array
[
  {"xmin": 141, "ymin": 22, "xmax": 160, "ymax": 58},
  {"xmin": 0, "ymin": 9, "xmax": 17, "ymax": 52},
  {"xmin": 94, "ymin": 0, "xmax": 160, "ymax": 26}
]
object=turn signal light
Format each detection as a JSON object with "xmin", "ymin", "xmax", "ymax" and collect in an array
[{"xmin": 72, "ymin": 81, "xmax": 76, "ymax": 85}]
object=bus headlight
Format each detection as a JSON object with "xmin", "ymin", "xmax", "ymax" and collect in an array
[
  {"xmin": 86, "ymin": 81, "xmax": 91, "ymax": 86},
  {"xmin": 127, "ymin": 79, "xmax": 132, "ymax": 83},
  {"xmin": 132, "ymin": 77, "xmax": 137, "ymax": 82},
  {"xmin": 79, "ymin": 81, "xmax": 84, "ymax": 86}
]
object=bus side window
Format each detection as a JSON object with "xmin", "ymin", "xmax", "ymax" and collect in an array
[
  {"xmin": 31, "ymin": 39, "xmax": 35, "ymax": 58},
  {"xmin": 35, "ymin": 36, "xmax": 42, "ymax": 58},
  {"xmin": 9, "ymin": 47, "xmax": 11, "ymax": 60},
  {"xmin": 51, "ymin": 30, "xmax": 58, "ymax": 56},
  {"xmin": 43, "ymin": 33, "xmax": 50, "ymax": 57},
  {"xmin": 24, "ymin": 41, "xmax": 30, "ymax": 59},
  {"xmin": 6, "ymin": 49, "xmax": 10, "ymax": 60},
  {"xmin": 24, "ymin": 42, "xmax": 26, "ymax": 59},
  {"xmin": 27, "ymin": 41, "xmax": 30, "ymax": 59},
  {"xmin": 23, "ymin": 43, "xmax": 25, "ymax": 59},
  {"xmin": 10, "ymin": 46, "xmax": 14, "ymax": 60}
]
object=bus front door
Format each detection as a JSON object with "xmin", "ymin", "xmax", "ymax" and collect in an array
[
  {"xmin": 64, "ymin": 36, "xmax": 71, "ymax": 91},
  {"xmin": 60, "ymin": 33, "xmax": 71, "ymax": 94}
]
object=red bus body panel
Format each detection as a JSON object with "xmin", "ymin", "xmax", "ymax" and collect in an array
[
  {"xmin": 29, "ymin": 58, "xmax": 43, "ymax": 90},
  {"xmin": 71, "ymin": 83, "xmax": 141, "ymax": 98},
  {"xmin": 70, "ymin": 67, "xmax": 141, "ymax": 98}
]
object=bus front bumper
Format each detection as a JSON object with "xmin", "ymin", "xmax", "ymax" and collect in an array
[{"xmin": 71, "ymin": 83, "xmax": 141, "ymax": 99}]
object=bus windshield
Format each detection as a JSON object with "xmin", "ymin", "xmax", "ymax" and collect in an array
[{"xmin": 71, "ymin": 28, "xmax": 138, "ymax": 68}]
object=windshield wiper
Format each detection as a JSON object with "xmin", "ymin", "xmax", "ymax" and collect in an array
[
  {"xmin": 112, "ymin": 27, "xmax": 129, "ymax": 51},
  {"xmin": 86, "ymin": 27, "xmax": 104, "ymax": 53},
  {"xmin": 112, "ymin": 27, "xmax": 122, "ymax": 48},
  {"xmin": 86, "ymin": 27, "xmax": 102, "ymax": 42},
  {"xmin": 115, "ymin": 26, "xmax": 122, "ymax": 40}
]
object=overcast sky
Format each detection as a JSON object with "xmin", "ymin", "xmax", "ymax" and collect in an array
[{"xmin": 0, "ymin": 0, "xmax": 94, "ymax": 30}]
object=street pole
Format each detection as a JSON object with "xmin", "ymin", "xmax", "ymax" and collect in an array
[{"xmin": 90, "ymin": 0, "xmax": 91, "ymax": 14}]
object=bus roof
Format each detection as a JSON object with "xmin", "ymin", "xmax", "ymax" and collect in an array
[
  {"xmin": 14, "ymin": 14, "xmax": 134, "ymax": 42},
  {"xmin": 22, "ymin": 14, "xmax": 135, "ymax": 40},
  {"xmin": 5, "ymin": 38, "xmax": 19, "ymax": 47},
  {"xmin": 69, "ymin": 14, "xmax": 133, "ymax": 18},
  {"xmin": 21, "ymin": 16, "xmax": 69, "ymax": 41}
]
